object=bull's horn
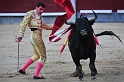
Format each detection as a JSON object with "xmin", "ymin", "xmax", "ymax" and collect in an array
[
  {"xmin": 64, "ymin": 17, "xmax": 75, "ymax": 25},
  {"xmin": 88, "ymin": 10, "xmax": 97, "ymax": 21}
]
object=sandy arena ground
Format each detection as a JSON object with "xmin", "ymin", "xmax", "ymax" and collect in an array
[{"xmin": 0, "ymin": 23, "xmax": 124, "ymax": 82}]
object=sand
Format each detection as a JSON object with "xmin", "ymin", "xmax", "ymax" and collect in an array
[{"xmin": 0, "ymin": 23, "xmax": 124, "ymax": 82}]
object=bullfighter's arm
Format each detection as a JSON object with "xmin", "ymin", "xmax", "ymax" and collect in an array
[
  {"xmin": 19, "ymin": 13, "xmax": 31, "ymax": 37},
  {"xmin": 42, "ymin": 20, "xmax": 53, "ymax": 30}
]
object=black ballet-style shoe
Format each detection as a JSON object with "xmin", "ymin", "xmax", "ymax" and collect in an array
[
  {"xmin": 18, "ymin": 69, "xmax": 26, "ymax": 75},
  {"xmin": 33, "ymin": 76, "xmax": 46, "ymax": 79}
]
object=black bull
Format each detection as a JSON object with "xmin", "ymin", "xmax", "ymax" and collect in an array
[{"xmin": 65, "ymin": 10, "xmax": 122, "ymax": 81}]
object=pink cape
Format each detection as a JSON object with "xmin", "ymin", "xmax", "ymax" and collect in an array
[{"xmin": 49, "ymin": 0, "xmax": 75, "ymax": 42}]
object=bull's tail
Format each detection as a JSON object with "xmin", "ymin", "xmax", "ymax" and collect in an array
[{"xmin": 95, "ymin": 31, "xmax": 122, "ymax": 43}]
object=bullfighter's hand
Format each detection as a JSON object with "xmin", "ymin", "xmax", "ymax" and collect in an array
[{"xmin": 15, "ymin": 37, "xmax": 22, "ymax": 42}]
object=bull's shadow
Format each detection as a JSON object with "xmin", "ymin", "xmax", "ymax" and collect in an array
[{"xmin": 64, "ymin": 10, "xmax": 122, "ymax": 81}]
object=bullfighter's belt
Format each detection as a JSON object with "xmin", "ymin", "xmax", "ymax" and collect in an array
[{"xmin": 30, "ymin": 28, "xmax": 41, "ymax": 31}]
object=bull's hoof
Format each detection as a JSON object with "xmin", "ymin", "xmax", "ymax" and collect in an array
[
  {"xmin": 91, "ymin": 76, "xmax": 97, "ymax": 79},
  {"xmin": 79, "ymin": 78, "xmax": 84, "ymax": 81}
]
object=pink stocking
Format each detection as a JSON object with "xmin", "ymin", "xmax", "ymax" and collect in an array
[
  {"xmin": 21, "ymin": 58, "xmax": 34, "ymax": 72},
  {"xmin": 34, "ymin": 62, "xmax": 43, "ymax": 77}
]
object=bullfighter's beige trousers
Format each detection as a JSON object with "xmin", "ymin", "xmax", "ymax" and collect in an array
[{"xmin": 30, "ymin": 29, "xmax": 46, "ymax": 63}]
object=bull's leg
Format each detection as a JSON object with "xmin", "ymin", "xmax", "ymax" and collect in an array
[
  {"xmin": 89, "ymin": 64, "xmax": 97, "ymax": 79},
  {"xmin": 76, "ymin": 65, "xmax": 84, "ymax": 81},
  {"xmin": 71, "ymin": 52, "xmax": 84, "ymax": 81},
  {"xmin": 89, "ymin": 51, "xmax": 97, "ymax": 79}
]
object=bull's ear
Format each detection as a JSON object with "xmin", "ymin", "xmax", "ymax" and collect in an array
[{"xmin": 88, "ymin": 10, "xmax": 97, "ymax": 21}]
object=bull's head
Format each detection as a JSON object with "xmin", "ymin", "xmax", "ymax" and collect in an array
[{"xmin": 65, "ymin": 10, "xmax": 97, "ymax": 37}]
